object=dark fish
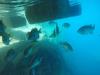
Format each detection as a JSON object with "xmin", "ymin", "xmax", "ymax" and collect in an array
[
  {"xmin": 0, "ymin": 20, "xmax": 5, "ymax": 36},
  {"xmin": 49, "ymin": 24, "xmax": 60, "ymax": 38},
  {"xmin": 28, "ymin": 28, "xmax": 41, "ymax": 41},
  {"xmin": 77, "ymin": 24, "xmax": 95, "ymax": 35},
  {"xmin": 62, "ymin": 23, "xmax": 70, "ymax": 28},
  {"xmin": 0, "ymin": 20, "xmax": 5, "ymax": 33},
  {"xmin": 5, "ymin": 49, "xmax": 17, "ymax": 62},
  {"xmin": 59, "ymin": 41, "xmax": 73, "ymax": 51},
  {"xmin": 0, "ymin": 20, "xmax": 10, "ymax": 45},
  {"xmin": 2, "ymin": 33, "xmax": 10, "ymax": 45}
]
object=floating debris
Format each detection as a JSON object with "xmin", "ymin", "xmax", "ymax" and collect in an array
[
  {"xmin": 59, "ymin": 41, "xmax": 73, "ymax": 51},
  {"xmin": 77, "ymin": 24, "xmax": 95, "ymax": 35}
]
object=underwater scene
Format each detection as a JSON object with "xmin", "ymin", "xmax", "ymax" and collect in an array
[{"xmin": 0, "ymin": 0, "xmax": 100, "ymax": 75}]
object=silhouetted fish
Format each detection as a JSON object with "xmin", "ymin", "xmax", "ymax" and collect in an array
[
  {"xmin": 59, "ymin": 41, "xmax": 73, "ymax": 51},
  {"xmin": 2, "ymin": 33, "xmax": 10, "ymax": 45},
  {"xmin": 28, "ymin": 28, "xmax": 41, "ymax": 41},
  {"xmin": 62, "ymin": 22, "xmax": 70, "ymax": 28},
  {"xmin": 0, "ymin": 20, "xmax": 10, "ymax": 45},
  {"xmin": 0, "ymin": 20, "xmax": 5, "ymax": 33},
  {"xmin": 77, "ymin": 24, "xmax": 95, "ymax": 35}
]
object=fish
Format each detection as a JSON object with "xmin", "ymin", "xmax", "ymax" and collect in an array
[
  {"xmin": 62, "ymin": 22, "xmax": 70, "ymax": 28},
  {"xmin": 2, "ymin": 33, "xmax": 10, "ymax": 45},
  {"xmin": 28, "ymin": 28, "xmax": 41, "ymax": 41},
  {"xmin": 0, "ymin": 20, "xmax": 10, "ymax": 45},
  {"xmin": 59, "ymin": 41, "xmax": 73, "ymax": 51},
  {"xmin": 77, "ymin": 24, "xmax": 95, "ymax": 35},
  {"xmin": 0, "ymin": 20, "xmax": 5, "ymax": 33},
  {"xmin": 49, "ymin": 24, "xmax": 60, "ymax": 38}
]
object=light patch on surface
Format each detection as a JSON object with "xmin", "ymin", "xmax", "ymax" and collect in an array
[
  {"xmin": 0, "ymin": 36, "xmax": 6, "ymax": 48},
  {"xmin": 13, "ymin": 24, "xmax": 41, "ymax": 33},
  {"xmin": 38, "ymin": 33, "xmax": 46, "ymax": 41},
  {"xmin": 6, "ymin": 24, "xmax": 42, "ymax": 41},
  {"xmin": 0, "ymin": 23, "xmax": 43, "ymax": 48},
  {"xmin": 0, "ymin": 37, "xmax": 20, "ymax": 48},
  {"xmin": 41, "ymin": 22, "xmax": 56, "ymax": 37}
]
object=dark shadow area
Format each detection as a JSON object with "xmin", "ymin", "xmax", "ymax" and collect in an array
[
  {"xmin": 25, "ymin": 0, "xmax": 81, "ymax": 24},
  {"xmin": 0, "ymin": 40, "xmax": 72, "ymax": 75}
]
